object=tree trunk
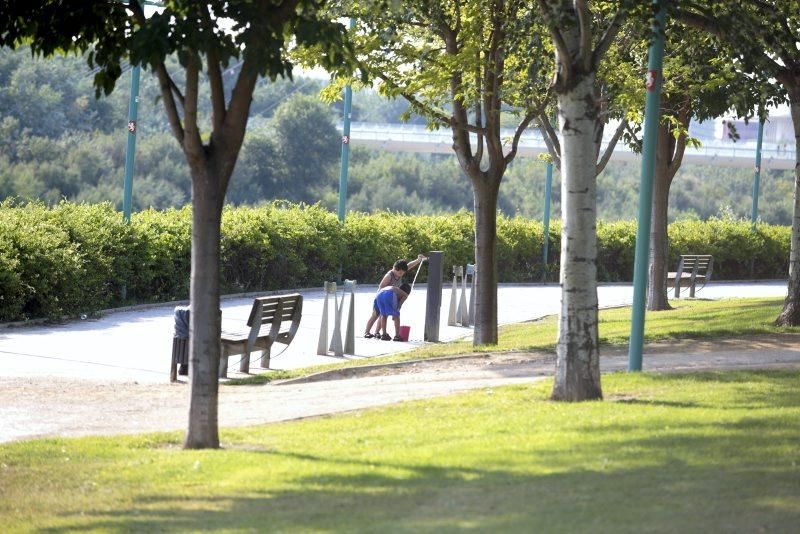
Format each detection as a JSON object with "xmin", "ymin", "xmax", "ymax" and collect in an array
[
  {"xmin": 184, "ymin": 162, "xmax": 224, "ymax": 449},
  {"xmin": 472, "ymin": 177, "xmax": 500, "ymax": 345},
  {"xmin": 647, "ymin": 123, "xmax": 674, "ymax": 311},
  {"xmin": 776, "ymin": 83, "xmax": 800, "ymax": 326},
  {"xmin": 552, "ymin": 72, "xmax": 602, "ymax": 402}
]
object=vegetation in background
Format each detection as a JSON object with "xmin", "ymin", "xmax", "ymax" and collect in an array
[{"xmin": 0, "ymin": 47, "xmax": 795, "ymax": 224}]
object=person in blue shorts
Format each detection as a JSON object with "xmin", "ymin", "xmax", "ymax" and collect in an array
[
  {"xmin": 374, "ymin": 283, "xmax": 411, "ymax": 341},
  {"xmin": 364, "ymin": 254, "xmax": 426, "ymax": 338}
]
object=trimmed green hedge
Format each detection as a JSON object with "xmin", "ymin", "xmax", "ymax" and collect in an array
[{"xmin": 0, "ymin": 200, "xmax": 790, "ymax": 321}]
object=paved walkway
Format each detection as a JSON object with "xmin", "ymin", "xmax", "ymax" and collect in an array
[
  {"xmin": 2, "ymin": 336, "xmax": 798, "ymax": 443},
  {"xmin": 0, "ymin": 281, "xmax": 787, "ymax": 384}
]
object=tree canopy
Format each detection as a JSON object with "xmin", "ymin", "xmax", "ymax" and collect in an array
[{"xmin": 1, "ymin": 0, "xmax": 356, "ymax": 449}]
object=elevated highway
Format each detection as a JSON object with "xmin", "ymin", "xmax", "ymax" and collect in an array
[{"xmin": 347, "ymin": 122, "xmax": 796, "ymax": 170}]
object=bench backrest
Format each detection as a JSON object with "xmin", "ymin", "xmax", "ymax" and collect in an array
[
  {"xmin": 677, "ymin": 255, "xmax": 713, "ymax": 280},
  {"xmin": 245, "ymin": 293, "xmax": 303, "ymax": 347}
]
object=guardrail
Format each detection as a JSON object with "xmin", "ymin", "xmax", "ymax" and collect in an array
[{"xmin": 344, "ymin": 122, "xmax": 797, "ymax": 169}]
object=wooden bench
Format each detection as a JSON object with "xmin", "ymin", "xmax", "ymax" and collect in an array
[
  {"xmin": 219, "ymin": 293, "xmax": 303, "ymax": 377},
  {"xmin": 667, "ymin": 255, "xmax": 713, "ymax": 298}
]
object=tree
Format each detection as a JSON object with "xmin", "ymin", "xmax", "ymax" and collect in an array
[
  {"xmin": 674, "ymin": 1, "xmax": 799, "ymax": 325},
  {"xmin": 0, "ymin": 0, "xmax": 352, "ymax": 448},
  {"xmin": 609, "ymin": 22, "xmax": 773, "ymax": 310},
  {"xmin": 537, "ymin": 0, "xmax": 650, "ymax": 401},
  {"xmin": 322, "ymin": 0, "xmax": 552, "ymax": 344},
  {"xmin": 270, "ymin": 94, "xmax": 340, "ymax": 201},
  {"xmin": 229, "ymin": 95, "xmax": 340, "ymax": 205}
]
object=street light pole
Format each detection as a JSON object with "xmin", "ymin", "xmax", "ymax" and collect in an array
[
  {"xmin": 122, "ymin": 63, "xmax": 140, "ymax": 222},
  {"xmin": 337, "ymin": 18, "xmax": 356, "ymax": 224},
  {"xmin": 751, "ymin": 114, "xmax": 765, "ymax": 229},
  {"xmin": 628, "ymin": 1, "xmax": 667, "ymax": 372}
]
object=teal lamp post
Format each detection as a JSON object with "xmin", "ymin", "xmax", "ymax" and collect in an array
[{"xmin": 628, "ymin": 1, "xmax": 667, "ymax": 371}]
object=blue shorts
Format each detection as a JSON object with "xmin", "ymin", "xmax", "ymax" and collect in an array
[{"xmin": 375, "ymin": 290, "xmax": 399, "ymax": 317}]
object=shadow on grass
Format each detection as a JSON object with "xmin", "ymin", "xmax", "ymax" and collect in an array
[
  {"xmin": 45, "ymin": 372, "xmax": 800, "ymax": 533},
  {"xmin": 44, "ymin": 455, "xmax": 799, "ymax": 533}
]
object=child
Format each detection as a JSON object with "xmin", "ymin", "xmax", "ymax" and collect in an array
[
  {"xmin": 374, "ymin": 283, "xmax": 411, "ymax": 341},
  {"xmin": 364, "ymin": 254, "xmax": 426, "ymax": 338}
]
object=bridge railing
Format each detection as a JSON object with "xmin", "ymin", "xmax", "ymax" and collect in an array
[{"xmin": 344, "ymin": 122, "xmax": 796, "ymax": 168}]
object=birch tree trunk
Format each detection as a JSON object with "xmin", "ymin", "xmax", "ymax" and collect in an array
[
  {"xmin": 184, "ymin": 161, "xmax": 224, "ymax": 449},
  {"xmin": 472, "ymin": 177, "xmax": 500, "ymax": 345},
  {"xmin": 776, "ymin": 83, "xmax": 800, "ymax": 326},
  {"xmin": 552, "ymin": 71, "xmax": 602, "ymax": 401}
]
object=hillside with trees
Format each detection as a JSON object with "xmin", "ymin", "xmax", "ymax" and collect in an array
[{"xmin": 0, "ymin": 46, "xmax": 794, "ymax": 224}]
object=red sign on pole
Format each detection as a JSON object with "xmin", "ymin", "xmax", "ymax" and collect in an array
[
  {"xmin": 128, "ymin": 120, "xmax": 137, "ymax": 134},
  {"xmin": 645, "ymin": 70, "xmax": 658, "ymax": 91},
  {"xmin": 342, "ymin": 135, "xmax": 350, "ymax": 144}
]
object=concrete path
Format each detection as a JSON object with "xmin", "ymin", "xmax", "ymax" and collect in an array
[
  {"xmin": 1, "ymin": 336, "xmax": 798, "ymax": 443},
  {"xmin": 0, "ymin": 281, "xmax": 787, "ymax": 384}
]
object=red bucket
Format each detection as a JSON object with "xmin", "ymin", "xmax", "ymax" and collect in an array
[{"xmin": 399, "ymin": 325, "xmax": 411, "ymax": 342}]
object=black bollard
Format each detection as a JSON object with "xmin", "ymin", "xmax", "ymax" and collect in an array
[{"xmin": 424, "ymin": 251, "xmax": 443, "ymax": 342}]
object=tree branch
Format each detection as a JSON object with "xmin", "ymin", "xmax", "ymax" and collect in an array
[
  {"xmin": 676, "ymin": 6, "xmax": 787, "ymax": 80},
  {"xmin": 591, "ymin": 7, "xmax": 627, "ymax": 69},
  {"xmin": 397, "ymin": 86, "xmax": 452, "ymax": 126},
  {"xmin": 438, "ymin": 18, "xmax": 475, "ymax": 171},
  {"xmin": 595, "ymin": 119, "xmax": 627, "ymax": 175},
  {"xmin": 667, "ymin": 102, "xmax": 691, "ymax": 180},
  {"xmin": 183, "ymin": 55, "xmax": 203, "ymax": 160},
  {"xmin": 538, "ymin": 113, "xmax": 561, "ymax": 170},
  {"xmin": 474, "ymin": 47, "xmax": 484, "ymax": 167},
  {"xmin": 483, "ymin": 0, "xmax": 505, "ymax": 170},
  {"xmin": 575, "ymin": 0, "xmax": 592, "ymax": 71},
  {"xmin": 155, "ymin": 64, "xmax": 185, "ymax": 146},
  {"xmin": 201, "ymin": 5, "xmax": 226, "ymax": 134},
  {"xmin": 504, "ymin": 110, "xmax": 537, "ymax": 165},
  {"xmin": 625, "ymin": 122, "xmax": 641, "ymax": 146},
  {"xmin": 538, "ymin": 0, "xmax": 572, "ymax": 87}
]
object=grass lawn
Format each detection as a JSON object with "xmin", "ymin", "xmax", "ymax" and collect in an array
[
  {"xmin": 236, "ymin": 297, "xmax": 800, "ymax": 384},
  {"xmin": 1, "ymin": 371, "xmax": 799, "ymax": 532}
]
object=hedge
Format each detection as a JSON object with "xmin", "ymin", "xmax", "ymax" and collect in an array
[{"xmin": 0, "ymin": 200, "xmax": 791, "ymax": 322}]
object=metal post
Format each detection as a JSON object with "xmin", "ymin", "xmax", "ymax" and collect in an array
[
  {"xmin": 751, "ymin": 115, "xmax": 765, "ymax": 229},
  {"xmin": 628, "ymin": 1, "xmax": 667, "ymax": 372},
  {"xmin": 542, "ymin": 161, "xmax": 553, "ymax": 281},
  {"xmin": 122, "ymin": 56, "xmax": 141, "ymax": 222},
  {"xmin": 337, "ymin": 18, "xmax": 356, "ymax": 223},
  {"xmin": 424, "ymin": 251, "xmax": 443, "ymax": 342}
]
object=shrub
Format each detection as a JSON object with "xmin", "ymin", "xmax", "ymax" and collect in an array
[
  {"xmin": 0, "ymin": 200, "xmax": 85, "ymax": 320},
  {"xmin": 597, "ymin": 221, "xmax": 638, "ymax": 282},
  {"xmin": 48, "ymin": 201, "xmax": 138, "ymax": 310},
  {"xmin": 0, "ymin": 200, "xmax": 792, "ymax": 322},
  {"xmin": 130, "ymin": 206, "xmax": 192, "ymax": 302}
]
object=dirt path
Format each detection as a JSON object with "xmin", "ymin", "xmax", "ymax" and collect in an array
[{"xmin": 2, "ymin": 335, "xmax": 799, "ymax": 444}]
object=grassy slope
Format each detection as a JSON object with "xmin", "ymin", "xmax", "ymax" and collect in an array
[{"xmin": 1, "ymin": 371, "xmax": 799, "ymax": 532}]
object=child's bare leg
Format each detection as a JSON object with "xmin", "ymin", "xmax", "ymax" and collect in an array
[
  {"xmin": 364, "ymin": 309, "xmax": 379, "ymax": 335},
  {"xmin": 392, "ymin": 315, "xmax": 401, "ymax": 337},
  {"xmin": 380, "ymin": 316, "xmax": 388, "ymax": 335}
]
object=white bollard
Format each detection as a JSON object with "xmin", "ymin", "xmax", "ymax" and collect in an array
[
  {"xmin": 343, "ymin": 279, "xmax": 357, "ymax": 355},
  {"xmin": 448, "ymin": 265, "xmax": 461, "ymax": 326},
  {"xmin": 329, "ymin": 283, "xmax": 344, "ymax": 357},
  {"xmin": 317, "ymin": 281, "xmax": 336, "ymax": 355},
  {"xmin": 458, "ymin": 266, "xmax": 469, "ymax": 326}
]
